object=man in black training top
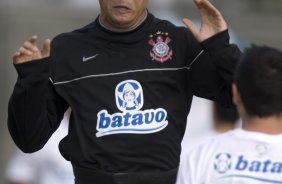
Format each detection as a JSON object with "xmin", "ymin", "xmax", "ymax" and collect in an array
[{"xmin": 8, "ymin": 0, "xmax": 242, "ymax": 184}]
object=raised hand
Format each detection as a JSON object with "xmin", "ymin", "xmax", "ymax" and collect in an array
[
  {"xmin": 13, "ymin": 35, "xmax": 51, "ymax": 65},
  {"xmin": 183, "ymin": 0, "xmax": 227, "ymax": 42}
]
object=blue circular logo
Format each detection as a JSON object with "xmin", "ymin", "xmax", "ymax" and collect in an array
[
  {"xmin": 214, "ymin": 153, "xmax": 232, "ymax": 174},
  {"xmin": 115, "ymin": 80, "xmax": 143, "ymax": 112}
]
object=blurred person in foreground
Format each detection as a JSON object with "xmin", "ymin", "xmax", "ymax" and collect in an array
[
  {"xmin": 6, "ymin": 110, "xmax": 74, "ymax": 184},
  {"xmin": 8, "ymin": 0, "xmax": 242, "ymax": 184},
  {"xmin": 177, "ymin": 45, "xmax": 282, "ymax": 184}
]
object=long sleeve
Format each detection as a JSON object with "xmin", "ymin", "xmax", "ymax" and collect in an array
[
  {"xmin": 188, "ymin": 30, "xmax": 242, "ymax": 107},
  {"xmin": 8, "ymin": 58, "xmax": 69, "ymax": 153}
]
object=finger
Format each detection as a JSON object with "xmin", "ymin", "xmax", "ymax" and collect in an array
[
  {"xmin": 14, "ymin": 51, "xmax": 21, "ymax": 57},
  {"xmin": 23, "ymin": 41, "xmax": 39, "ymax": 52},
  {"xmin": 43, "ymin": 39, "xmax": 51, "ymax": 52},
  {"xmin": 194, "ymin": 0, "xmax": 215, "ymax": 9},
  {"xmin": 41, "ymin": 39, "xmax": 51, "ymax": 57},
  {"xmin": 182, "ymin": 18, "xmax": 199, "ymax": 38},
  {"xmin": 194, "ymin": 0, "xmax": 204, "ymax": 8},
  {"xmin": 13, "ymin": 51, "xmax": 21, "ymax": 61},
  {"xmin": 196, "ymin": 0, "xmax": 221, "ymax": 17},
  {"xmin": 194, "ymin": 0, "xmax": 227, "ymax": 34},
  {"xmin": 29, "ymin": 35, "xmax": 38, "ymax": 45},
  {"xmin": 18, "ymin": 46, "xmax": 33, "ymax": 56}
]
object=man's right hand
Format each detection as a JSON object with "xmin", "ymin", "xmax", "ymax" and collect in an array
[{"xmin": 13, "ymin": 35, "xmax": 51, "ymax": 65}]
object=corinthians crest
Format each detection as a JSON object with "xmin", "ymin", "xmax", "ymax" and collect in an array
[{"xmin": 148, "ymin": 31, "xmax": 173, "ymax": 63}]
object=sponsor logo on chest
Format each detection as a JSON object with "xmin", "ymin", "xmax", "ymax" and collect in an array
[
  {"xmin": 213, "ymin": 151, "xmax": 282, "ymax": 183},
  {"xmin": 96, "ymin": 80, "xmax": 168, "ymax": 137}
]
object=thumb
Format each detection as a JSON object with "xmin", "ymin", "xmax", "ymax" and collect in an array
[
  {"xmin": 182, "ymin": 18, "xmax": 199, "ymax": 40},
  {"xmin": 41, "ymin": 39, "xmax": 51, "ymax": 57}
]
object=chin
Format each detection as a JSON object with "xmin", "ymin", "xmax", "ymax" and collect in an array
[{"xmin": 113, "ymin": 16, "xmax": 134, "ymax": 27}]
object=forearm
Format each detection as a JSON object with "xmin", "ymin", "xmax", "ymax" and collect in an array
[
  {"xmin": 189, "ymin": 30, "xmax": 242, "ymax": 107},
  {"xmin": 8, "ymin": 58, "xmax": 68, "ymax": 153},
  {"xmin": 201, "ymin": 30, "xmax": 242, "ymax": 84}
]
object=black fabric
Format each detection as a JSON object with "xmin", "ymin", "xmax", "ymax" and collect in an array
[
  {"xmin": 73, "ymin": 166, "xmax": 178, "ymax": 184},
  {"xmin": 8, "ymin": 12, "xmax": 242, "ymax": 173},
  {"xmin": 8, "ymin": 58, "xmax": 69, "ymax": 153}
]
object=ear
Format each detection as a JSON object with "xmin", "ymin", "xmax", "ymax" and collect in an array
[{"xmin": 232, "ymin": 84, "xmax": 242, "ymax": 106}]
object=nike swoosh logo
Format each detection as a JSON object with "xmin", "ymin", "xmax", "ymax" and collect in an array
[{"xmin": 83, "ymin": 54, "xmax": 99, "ymax": 62}]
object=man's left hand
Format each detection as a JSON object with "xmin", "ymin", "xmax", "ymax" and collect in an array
[{"xmin": 183, "ymin": 0, "xmax": 228, "ymax": 42}]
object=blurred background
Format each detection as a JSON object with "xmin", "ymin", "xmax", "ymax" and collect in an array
[{"xmin": 0, "ymin": 0, "xmax": 282, "ymax": 183}]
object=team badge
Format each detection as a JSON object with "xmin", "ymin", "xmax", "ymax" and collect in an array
[
  {"xmin": 96, "ymin": 80, "xmax": 168, "ymax": 137},
  {"xmin": 148, "ymin": 31, "xmax": 173, "ymax": 63}
]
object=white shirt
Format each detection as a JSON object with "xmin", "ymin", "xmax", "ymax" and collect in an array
[
  {"xmin": 6, "ymin": 115, "xmax": 74, "ymax": 184},
  {"xmin": 177, "ymin": 129, "xmax": 282, "ymax": 184}
]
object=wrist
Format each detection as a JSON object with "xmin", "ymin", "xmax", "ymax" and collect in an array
[{"xmin": 200, "ymin": 29, "xmax": 230, "ymax": 52}]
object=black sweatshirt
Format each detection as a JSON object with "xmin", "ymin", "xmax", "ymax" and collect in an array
[{"xmin": 8, "ymin": 13, "xmax": 241, "ymax": 173}]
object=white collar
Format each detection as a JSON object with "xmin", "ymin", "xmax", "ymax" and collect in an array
[{"xmin": 231, "ymin": 129, "xmax": 282, "ymax": 144}]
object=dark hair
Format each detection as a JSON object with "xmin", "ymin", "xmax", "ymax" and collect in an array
[
  {"xmin": 234, "ymin": 45, "xmax": 282, "ymax": 117},
  {"xmin": 213, "ymin": 103, "xmax": 239, "ymax": 123}
]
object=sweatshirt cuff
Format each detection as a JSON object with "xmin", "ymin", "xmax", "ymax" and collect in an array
[
  {"xmin": 200, "ymin": 29, "xmax": 230, "ymax": 52},
  {"xmin": 14, "ymin": 57, "xmax": 50, "ymax": 78}
]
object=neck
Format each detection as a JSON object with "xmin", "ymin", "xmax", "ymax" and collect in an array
[
  {"xmin": 242, "ymin": 115, "xmax": 282, "ymax": 135},
  {"xmin": 99, "ymin": 11, "xmax": 148, "ymax": 32},
  {"xmin": 214, "ymin": 122, "xmax": 236, "ymax": 133}
]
